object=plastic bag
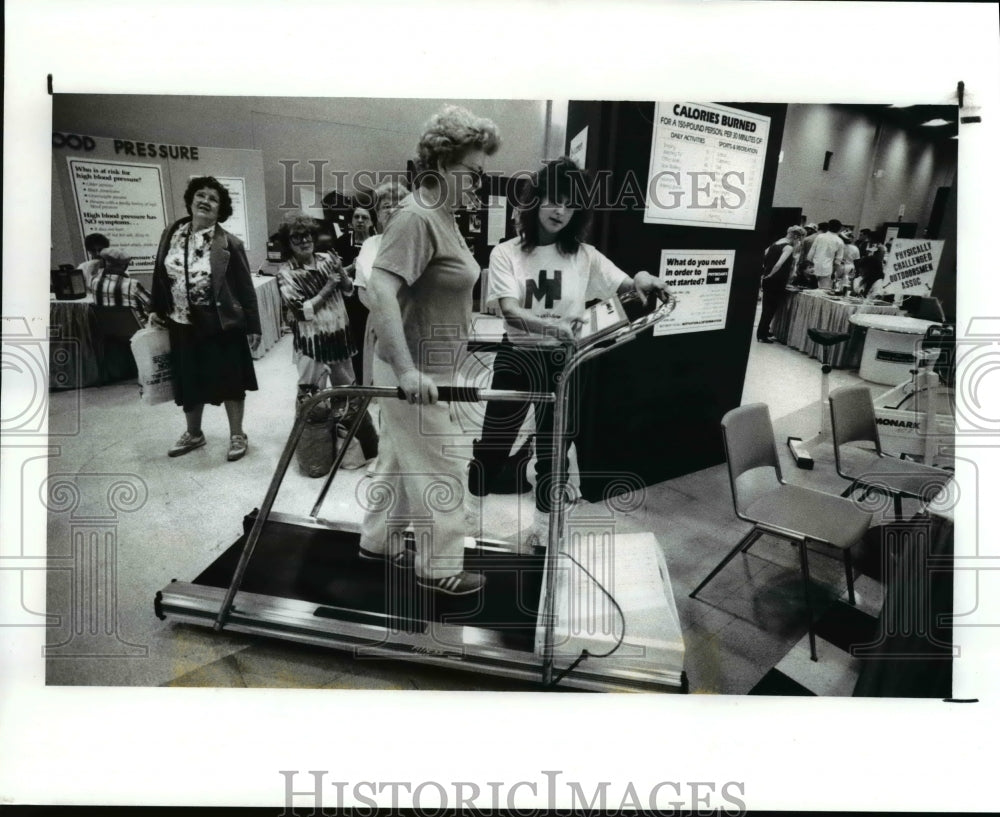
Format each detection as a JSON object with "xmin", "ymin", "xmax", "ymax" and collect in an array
[
  {"xmin": 130, "ymin": 325, "xmax": 174, "ymax": 405},
  {"xmin": 296, "ymin": 397, "xmax": 335, "ymax": 478}
]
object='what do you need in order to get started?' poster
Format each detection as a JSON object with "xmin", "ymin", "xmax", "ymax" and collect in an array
[
  {"xmin": 645, "ymin": 102, "xmax": 770, "ymax": 231},
  {"xmin": 653, "ymin": 249, "xmax": 734, "ymax": 336}
]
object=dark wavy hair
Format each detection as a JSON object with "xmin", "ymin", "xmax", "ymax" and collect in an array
[
  {"xmin": 277, "ymin": 212, "xmax": 320, "ymax": 260},
  {"xmin": 516, "ymin": 157, "xmax": 593, "ymax": 255},
  {"xmin": 183, "ymin": 176, "xmax": 234, "ymax": 223},
  {"xmin": 84, "ymin": 232, "xmax": 110, "ymax": 255},
  {"xmin": 415, "ymin": 104, "xmax": 501, "ymax": 174}
]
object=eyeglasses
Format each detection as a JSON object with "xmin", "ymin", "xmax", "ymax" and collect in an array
[
  {"xmin": 454, "ymin": 161, "xmax": 485, "ymax": 179},
  {"xmin": 289, "ymin": 233, "xmax": 313, "ymax": 245}
]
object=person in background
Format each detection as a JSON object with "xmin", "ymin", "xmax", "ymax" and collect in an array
[
  {"xmin": 275, "ymin": 212, "xmax": 378, "ymax": 462},
  {"xmin": 853, "ymin": 253, "xmax": 887, "ymax": 300},
  {"xmin": 89, "ymin": 247, "xmax": 152, "ymax": 322},
  {"xmin": 473, "ymin": 157, "xmax": 671, "ymax": 550},
  {"xmin": 807, "ymin": 218, "xmax": 845, "ymax": 290},
  {"xmin": 359, "ymin": 104, "xmax": 500, "ymax": 596},
  {"xmin": 856, "ymin": 228, "xmax": 871, "ymax": 259},
  {"xmin": 868, "ymin": 234, "xmax": 887, "ymax": 268},
  {"xmin": 839, "ymin": 230, "xmax": 861, "ymax": 291},
  {"xmin": 334, "ymin": 205, "xmax": 376, "ymax": 273},
  {"xmin": 149, "ymin": 176, "xmax": 260, "ymax": 462},
  {"xmin": 354, "ymin": 180, "xmax": 410, "ymax": 385},
  {"xmin": 336, "ymin": 204, "xmax": 378, "ymax": 385},
  {"xmin": 794, "ymin": 222, "xmax": 819, "ymax": 286},
  {"xmin": 756, "ymin": 225, "xmax": 806, "ymax": 343},
  {"xmin": 78, "ymin": 232, "xmax": 111, "ymax": 290}
]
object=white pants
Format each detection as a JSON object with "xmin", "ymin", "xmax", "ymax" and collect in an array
[{"xmin": 358, "ymin": 357, "xmax": 468, "ymax": 579}]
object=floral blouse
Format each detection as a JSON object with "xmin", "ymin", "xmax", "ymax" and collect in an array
[{"xmin": 162, "ymin": 223, "xmax": 215, "ymax": 324}]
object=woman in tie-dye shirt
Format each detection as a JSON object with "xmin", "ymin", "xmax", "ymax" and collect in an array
[{"xmin": 276, "ymin": 212, "xmax": 378, "ymax": 461}]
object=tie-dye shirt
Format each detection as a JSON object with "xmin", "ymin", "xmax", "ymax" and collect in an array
[{"xmin": 277, "ymin": 252, "xmax": 355, "ymax": 364}]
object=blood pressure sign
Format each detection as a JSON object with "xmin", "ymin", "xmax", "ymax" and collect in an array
[{"xmin": 881, "ymin": 238, "xmax": 945, "ymax": 297}]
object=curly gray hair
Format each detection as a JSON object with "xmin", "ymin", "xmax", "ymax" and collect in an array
[{"xmin": 416, "ymin": 104, "xmax": 501, "ymax": 172}]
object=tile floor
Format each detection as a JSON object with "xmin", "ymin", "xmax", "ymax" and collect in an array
[{"xmin": 42, "ymin": 305, "xmax": 935, "ymax": 694}]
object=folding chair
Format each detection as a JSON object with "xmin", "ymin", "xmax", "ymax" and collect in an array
[
  {"xmin": 691, "ymin": 403, "xmax": 873, "ymax": 660},
  {"xmin": 828, "ymin": 385, "xmax": 952, "ymax": 521}
]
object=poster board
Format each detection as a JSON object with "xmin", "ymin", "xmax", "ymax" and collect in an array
[
  {"xmin": 214, "ymin": 176, "xmax": 249, "ymax": 246},
  {"xmin": 652, "ymin": 249, "xmax": 735, "ymax": 335},
  {"xmin": 66, "ymin": 158, "xmax": 168, "ymax": 272},
  {"xmin": 52, "ymin": 133, "xmax": 268, "ymax": 278},
  {"xmin": 644, "ymin": 102, "xmax": 770, "ymax": 230},
  {"xmin": 881, "ymin": 238, "xmax": 945, "ymax": 297}
]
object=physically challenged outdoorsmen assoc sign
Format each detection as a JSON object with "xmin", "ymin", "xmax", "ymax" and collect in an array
[{"xmin": 881, "ymin": 238, "xmax": 945, "ymax": 297}]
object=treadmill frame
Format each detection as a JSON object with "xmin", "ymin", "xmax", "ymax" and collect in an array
[{"xmin": 155, "ymin": 296, "xmax": 687, "ymax": 692}]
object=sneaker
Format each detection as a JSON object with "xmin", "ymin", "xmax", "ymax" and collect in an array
[
  {"xmin": 416, "ymin": 571, "xmax": 485, "ymax": 596},
  {"xmin": 227, "ymin": 434, "xmax": 249, "ymax": 462},
  {"xmin": 168, "ymin": 431, "xmax": 206, "ymax": 457},
  {"xmin": 358, "ymin": 548, "xmax": 415, "ymax": 569}
]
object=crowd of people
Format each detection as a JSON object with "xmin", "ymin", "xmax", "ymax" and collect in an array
[
  {"xmin": 755, "ymin": 218, "xmax": 890, "ymax": 342},
  {"xmin": 80, "ymin": 100, "xmax": 925, "ymax": 598}
]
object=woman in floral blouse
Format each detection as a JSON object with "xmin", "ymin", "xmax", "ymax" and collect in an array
[{"xmin": 150, "ymin": 176, "xmax": 260, "ymax": 462}]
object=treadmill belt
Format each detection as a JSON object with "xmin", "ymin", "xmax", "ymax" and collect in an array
[{"xmin": 194, "ymin": 512, "xmax": 544, "ymax": 650}]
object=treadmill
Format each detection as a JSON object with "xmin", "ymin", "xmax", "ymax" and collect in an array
[{"xmin": 155, "ymin": 296, "xmax": 687, "ymax": 692}]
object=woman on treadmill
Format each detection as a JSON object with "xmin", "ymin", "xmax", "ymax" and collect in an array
[
  {"xmin": 357, "ymin": 104, "xmax": 500, "ymax": 596},
  {"xmin": 470, "ymin": 157, "xmax": 671, "ymax": 550}
]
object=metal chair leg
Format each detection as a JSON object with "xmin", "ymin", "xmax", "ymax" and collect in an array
[
  {"xmin": 740, "ymin": 528, "xmax": 764, "ymax": 553},
  {"xmin": 844, "ymin": 548, "xmax": 856, "ymax": 606},
  {"xmin": 798, "ymin": 543, "xmax": 817, "ymax": 661},
  {"xmin": 893, "ymin": 492, "xmax": 903, "ymax": 522},
  {"xmin": 690, "ymin": 527, "xmax": 761, "ymax": 599}
]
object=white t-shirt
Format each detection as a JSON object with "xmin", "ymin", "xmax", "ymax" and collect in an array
[
  {"xmin": 807, "ymin": 232, "xmax": 845, "ymax": 279},
  {"xmin": 487, "ymin": 237, "xmax": 629, "ymax": 345},
  {"xmin": 354, "ymin": 234, "xmax": 382, "ymax": 289}
]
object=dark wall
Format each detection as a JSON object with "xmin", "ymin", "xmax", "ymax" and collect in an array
[
  {"xmin": 566, "ymin": 101, "xmax": 788, "ymax": 499},
  {"xmin": 931, "ymin": 179, "xmax": 957, "ymax": 323}
]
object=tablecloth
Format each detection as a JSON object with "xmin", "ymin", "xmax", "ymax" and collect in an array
[
  {"xmin": 252, "ymin": 275, "xmax": 282, "ymax": 359},
  {"xmin": 49, "ymin": 298, "xmax": 103, "ymax": 390},
  {"xmin": 49, "ymin": 277, "xmax": 282, "ymax": 390},
  {"xmin": 772, "ymin": 289, "xmax": 900, "ymax": 368}
]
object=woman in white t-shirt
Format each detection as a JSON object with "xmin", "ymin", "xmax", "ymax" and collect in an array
[
  {"xmin": 472, "ymin": 157, "xmax": 670, "ymax": 550},
  {"xmin": 354, "ymin": 180, "xmax": 409, "ymax": 386}
]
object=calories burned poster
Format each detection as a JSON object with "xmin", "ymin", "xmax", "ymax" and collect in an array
[{"xmin": 644, "ymin": 102, "xmax": 770, "ymax": 231}]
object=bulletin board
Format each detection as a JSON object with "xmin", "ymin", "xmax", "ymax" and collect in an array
[{"xmin": 51, "ymin": 133, "xmax": 268, "ymax": 284}]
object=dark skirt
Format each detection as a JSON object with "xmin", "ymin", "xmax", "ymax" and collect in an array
[{"xmin": 168, "ymin": 321, "xmax": 258, "ymax": 411}]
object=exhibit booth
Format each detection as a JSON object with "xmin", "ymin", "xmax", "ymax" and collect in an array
[
  {"xmin": 49, "ymin": 133, "xmax": 279, "ymax": 389},
  {"xmin": 41, "ymin": 97, "xmax": 958, "ymax": 696}
]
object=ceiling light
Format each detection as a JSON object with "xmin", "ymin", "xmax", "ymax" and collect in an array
[{"xmin": 921, "ymin": 118, "xmax": 952, "ymax": 127}]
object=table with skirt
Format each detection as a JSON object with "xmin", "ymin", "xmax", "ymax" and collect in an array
[
  {"xmin": 48, "ymin": 276, "xmax": 282, "ymax": 390},
  {"xmin": 771, "ymin": 288, "xmax": 901, "ymax": 369}
]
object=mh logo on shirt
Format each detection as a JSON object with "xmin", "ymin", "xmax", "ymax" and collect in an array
[{"xmin": 524, "ymin": 269, "xmax": 563, "ymax": 309}]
